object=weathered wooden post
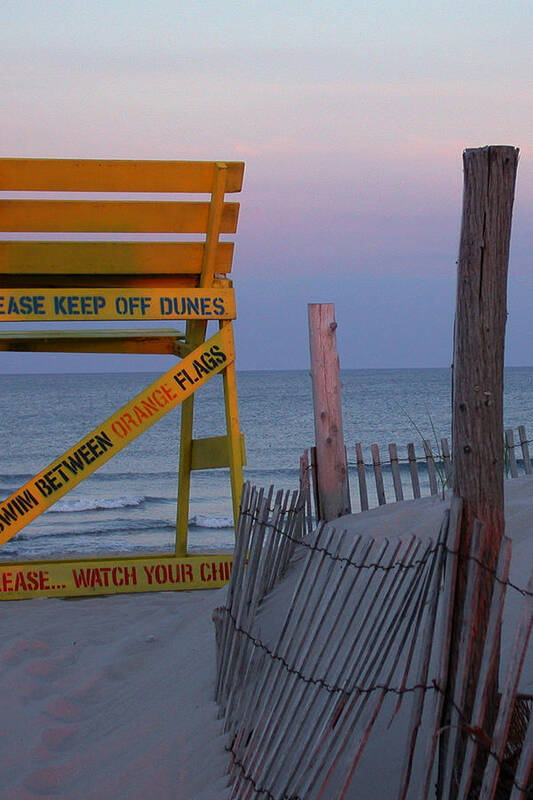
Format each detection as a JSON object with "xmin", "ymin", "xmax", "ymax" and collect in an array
[
  {"xmin": 308, "ymin": 303, "xmax": 351, "ymax": 521},
  {"xmin": 443, "ymin": 145, "xmax": 519, "ymax": 797}
]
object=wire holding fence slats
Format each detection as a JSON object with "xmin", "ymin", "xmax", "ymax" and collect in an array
[
  {"xmin": 214, "ymin": 482, "xmax": 533, "ymax": 799},
  {"xmin": 215, "ymin": 482, "xmax": 453, "ymax": 799}
]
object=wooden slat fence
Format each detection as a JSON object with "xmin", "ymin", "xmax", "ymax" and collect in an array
[
  {"xmin": 214, "ymin": 485, "xmax": 533, "ymax": 799},
  {"xmin": 301, "ymin": 424, "xmax": 533, "ymax": 523}
]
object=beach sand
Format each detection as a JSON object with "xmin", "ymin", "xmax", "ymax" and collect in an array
[
  {"xmin": 1, "ymin": 476, "xmax": 532, "ymax": 799},
  {"xmin": 0, "ymin": 587, "xmax": 230, "ymax": 800}
]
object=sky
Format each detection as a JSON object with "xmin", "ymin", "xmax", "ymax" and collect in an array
[{"xmin": 1, "ymin": 0, "xmax": 533, "ymax": 372}]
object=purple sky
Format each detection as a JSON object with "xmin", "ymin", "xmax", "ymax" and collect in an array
[{"xmin": 1, "ymin": 0, "xmax": 532, "ymax": 371}]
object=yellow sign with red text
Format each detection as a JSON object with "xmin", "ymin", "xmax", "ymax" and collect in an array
[
  {"xmin": 0, "ymin": 326, "xmax": 233, "ymax": 546},
  {"xmin": 0, "ymin": 553, "xmax": 233, "ymax": 600}
]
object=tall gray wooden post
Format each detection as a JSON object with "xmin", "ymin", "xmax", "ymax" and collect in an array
[
  {"xmin": 308, "ymin": 303, "xmax": 351, "ymax": 521},
  {"xmin": 443, "ymin": 145, "xmax": 519, "ymax": 798}
]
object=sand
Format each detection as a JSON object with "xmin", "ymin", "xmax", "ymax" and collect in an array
[
  {"xmin": 1, "ymin": 475, "xmax": 532, "ymax": 799},
  {"xmin": 0, "ymin": 587, "xmax": 230, "ymax": 800}
]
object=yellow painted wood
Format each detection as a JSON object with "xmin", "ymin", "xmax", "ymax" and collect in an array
[
  {"xmin": 175, "ymin": 318, "xmax": 207, "ymax": 556},
  {"xmin": 0, "ymin": 274, "xmax": 203, "ymax": 290},
  {"xmin": 0, "ymin": 329, "xmax": 191, "ymax": 356},
  {"xmin": 220, "ymin": 321, "xmax": 245, "ymax": 525},
  {"xmin": 190, "ymin": 433, "xmax": 246, "ymax": 471},
  {"xmin": 0, "ymin": 552, "xmax": 234, "ymax": 600},
  {"xmin": 201, "ymin": 163, "xmax": 227, "ymax": 287},
  {"xmin": 0, "ymin": 326, "xmax": 234, "ymax": 547},
  {"xmin": 0, "ymin": 158, "xmax": 244, "ymax": 193},
  {"xmin": 0, "ymin": 200, "xmax": 239, "ymax": 233},
  {"xmin": 0, "ymin": 157, "xmax": 246, "ymax": 568},
  {"xmin": 0, "ymin": 287, "xmax": 235, "ymax": 321},
  {"xmin": 0, "ymin": 241, "xmax": 234, "ymax": 275}
]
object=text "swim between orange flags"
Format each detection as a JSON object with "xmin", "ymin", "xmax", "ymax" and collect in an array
[{"xmin": 0, "ymin": 327, "xmax": 234, "ymax": 546}]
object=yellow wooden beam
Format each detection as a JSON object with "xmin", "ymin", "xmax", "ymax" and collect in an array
[
  {"xmin": 0, "ymin": 200, "xmax": 239, "ymax": 234},
  {"xmin": 190, "ymin": 434, "xmax": 246, "ymax": 470},
  {"xmin": 0, "ymin": 241, "xmax": 234, "ymax": 275},
  {"xmin": 220, "ymin": 321, "xmax": 245, "ymax": 526},
  {"xmin": 0, "ymin": 329, "xmax": 191, "ymax": 356},
  {"xmin": 0, "ymin": 158, "xmax": 244, "ymax": 193}
]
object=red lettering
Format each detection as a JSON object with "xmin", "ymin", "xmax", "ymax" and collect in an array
[
  {"xmin": 160, "ymin": 382, "xmax": 178, "ymax": 401},
  {"xmin": 111, "ymin": 420, "xmax": 128, "ymax": 438},
  {"xmin": 72, "ymin": 568, "xmax": 90, "ymax": 589},
  {"xmin": 123, "ymin": 566, "xmax": 137, "ymax": 585},
  {"xmin": 154, "ymin": 565, "xmax": 166, "ymax": 584},
  {"xmin": 99, "ymin": 567, "xmax": 111, "ymax": 587},
  {"xmin": 14, "ymin": 571, "xmax": 27, "ymax": 591},
  {"xmin": 143, "ymin": 564, "xmax": 154, "ymax": 584},
  {"xmin": 152, "ymin": 388, "xmax": 167, "ymax": 408},
  {"xmin": 27, "ymin": 571, "xmax": 40, "ymax": 590},
  {"xmin": 111, "ymin": 566, "xmax": 123, "ymax": 586},
  {"xmin": 38, "ymin": 570, "xmax": 50, "ymax": 591}
]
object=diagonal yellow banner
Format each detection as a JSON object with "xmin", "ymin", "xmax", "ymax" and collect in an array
[{"xmin": 0, "ymin": 326, "xmax": 234, "ymax": 546}]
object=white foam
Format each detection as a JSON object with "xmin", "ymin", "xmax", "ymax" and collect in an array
[
  {"xmin": 189, "ymin": 514, "xmax": 234, "ymax": 529},
  {"xmin": 46, "ymin": 496, "xmax": 146, "ymax": 513}
]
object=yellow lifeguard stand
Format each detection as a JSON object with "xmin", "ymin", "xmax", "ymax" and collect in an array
[{"xmin": 0, "ymin": 158, "xmax": 246, "ymax": 598}]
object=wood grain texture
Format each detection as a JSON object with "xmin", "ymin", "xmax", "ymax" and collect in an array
[
  {"xmin": 308, "ymin": 303, "xmax": 350, "ymax": 521},
  {"xmin": 447, "ymin": 144, "xmax": 519, "ymax": 800},
  {"xmin": 0, "ymin": 158, "xmax": 245, "ymax": 193},
  {"xmin": 0, "ymin": 241, "xmax": 234, "ymax": 275},
  {"xmin": 0, "ymin": 199, "xmax": 239, "ymax": 233},
  {"xmin": 453, "ymin": 145, "xmax": 518, "ymax": 542}
]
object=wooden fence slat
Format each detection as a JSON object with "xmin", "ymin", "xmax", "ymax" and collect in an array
[
  {"xmin": 441, "ymin": 521, "xmax": 484, "ymax": 800},
  {"xmin": 355, "ymin": 443, "xmax": 369, "ymax": 511},
  {"xmin": 441, "ymin": 437, "xmax": 453, "ymax": 484},
  {"xmin": 276, "ymin": 536, "xmax": 386, "ymax": 797},
  {"xmin": 389, "ymin": 442, "xmax": 404, "ymax": 501},
  {"xmin": 299, "ymin": 450, "xmax": 313, "ymax": 535},
  {"xmin": 326, "ymin": 538, "xmax": 437, "ymax": 799},
  {"xmin": 518, "ymin": 425, "xmax": 532, "ymax": 475},
  {"xmin": 457, "ymin": 536, "xmax": 513, "ymax": 800},
  {"xmin": 289, "ymin": 536, "xmax": 409, "ymax": 798},
  {"xmin": 254, "ymin": 530, "xmax": 363, "ymax": 795},
  {"xmin": 407, "ymin": 442, "xmax": 421, "ymax": 499},
  {"xmin": 216, "ymin": 483, "xmax": 258, "ymax": 703},
  {"xmin": 423, "ymin": 439, "xmax": 439, "ymax": 496},
  {"xmin": 227, "ymin": 521, "xmax": 328, "ymax": 751},
  {"xmin": 479, "ymin": 569, "xmax": 533, "ymax": 800},
  {"xmin": 508, "ymin": 705, "xmax": 533, "ymax": 800},
  {"xmin": 371, "ymin": 444, "xmax": 386, "ymax": 506},
  {"xmin": 310, "ymin": 446, "xmax": 321, "ymax": 520},
  {"xmin": 301, "ymin": 536, "xmax": 427, "ymax": 798},
  {"xmin": 231, "ymin": 526, "xmax": 345, "ymax": 796},
  {"xmin": 229, "ymin": 524, "xmax": 338, "ymax": 781},
  {"xmin": 506, "ymin": 428, "xmax": 519, "ymax": 478},
  {"xmin": 421, "ymin": 498, "xmax": 463, "ymax": 800},
  {"xmin": 396, "ymin": 513, "xmax": 449, "ymax": 800}
]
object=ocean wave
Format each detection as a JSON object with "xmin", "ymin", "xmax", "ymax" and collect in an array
[
  {"xmin": 91, "ymin": 470, "xmax": 178, "ymax": 482},
  {"xmin": 189, "ymin": 514, "xmax": 234, "ymax": 529},
  {"xmin": 14, "ymin": 518, "xmax": 176, "ymax": 540},
  {"xmin": 46, "ymin": 496, "xmax": 146, "ymax": 513}
]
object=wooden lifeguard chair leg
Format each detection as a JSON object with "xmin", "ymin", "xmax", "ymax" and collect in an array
[
  {"xmin": 175, "ymin": 318, "xmax": 207, "ymax": 556},
  {"xmin": 175, "ymin": 320, "xmax": 244, "ymax": 556},
  {"xmin": 220, "ymin": 320, "xmax": 244, "ymax": 529}
]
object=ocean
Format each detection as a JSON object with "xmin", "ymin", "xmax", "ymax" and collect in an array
[{"xmin": 0, "ymin": 368, "xmax": 532, "ymax": 561}]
